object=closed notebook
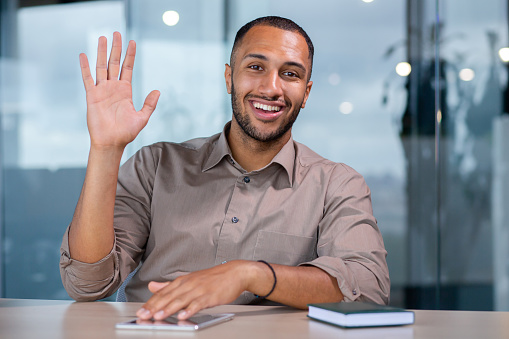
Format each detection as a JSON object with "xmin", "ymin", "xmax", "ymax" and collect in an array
[{"xmin": 307, "ymin": 301, "xmax": 415, "ymax": 328}]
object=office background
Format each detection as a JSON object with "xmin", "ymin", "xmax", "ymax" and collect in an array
[{"xmin": 0, "ymin": 0, "xmax": 508, "ymax": 311}]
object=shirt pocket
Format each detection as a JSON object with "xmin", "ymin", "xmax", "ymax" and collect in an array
[{"xmin": 253, "ymin": 230, "xmax": 317, "ymax": 265}]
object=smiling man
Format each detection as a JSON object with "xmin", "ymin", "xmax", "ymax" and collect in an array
[{"xmin": 60, "ymin": 16, "xmax": 390, "ymax": 321}]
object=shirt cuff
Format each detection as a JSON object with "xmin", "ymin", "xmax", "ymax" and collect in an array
[
  {"xmin": 60, "ymin": 226, "xmax": 118, "ymax": 300},
  {"xmin": 298, "ymin": 256, "xmax": 361, "ymax": 302},
  {"xmin": 299, "ymin": 255, "xmax": 390, "ymax": 304}
]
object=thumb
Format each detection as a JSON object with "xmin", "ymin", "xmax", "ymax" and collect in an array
[{"xmin": 139, "ymin": 90, "xmax": 160, "ymax": 118}]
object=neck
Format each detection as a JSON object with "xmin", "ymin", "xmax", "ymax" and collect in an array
[{"xmin": 227, "ymin": 122, "xmax": 290, "ymax": 172}]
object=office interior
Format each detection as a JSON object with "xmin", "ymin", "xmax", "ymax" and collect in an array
[{"xmin": 1, "ymin": 0, "xmax": 508, "ymax": 311}]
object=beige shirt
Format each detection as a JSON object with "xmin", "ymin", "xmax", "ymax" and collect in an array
[{"xmin": 60, "ymin": 123, "xmax": 390, "ymax": 304}]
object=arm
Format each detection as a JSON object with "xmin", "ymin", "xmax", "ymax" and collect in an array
[
  {"xmin": 136, "ymin": 260, "xmax": 343, "ymax": 320},
  {"xmin": 303, "ymin": 164, "xmax": 390, "ymax": 304},
  {"xmin": 68, "ymin": 32, "xmax": 159, "ymax": 263}
]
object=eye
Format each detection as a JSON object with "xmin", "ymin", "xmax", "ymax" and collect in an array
[
  {"xmin": 283, "ymin": 71, "xmax": 299, "ymax": 78},
  {"xmin": 248, "ymin": 65, "xmax": 263, "ymax": 71}
]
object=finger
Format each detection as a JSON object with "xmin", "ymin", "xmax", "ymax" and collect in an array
[
  {"xmin": 79, "ymin": 53, "xmax": 94, "ymax": 91},
  {"xmin": 139, "ymin": 90, "xmax": 160, "ymax": 118},
  {"xmin": 137, "ymin": 293, "xmax": 184, "ymax": 320},
  {"xmin": 139, "ymin": 279, "xmax": 194, "ymax": 320},
  {"xmin": 177, "ymin": 300, "xmax": 205, "ymax": 320},
  {"xmin": 96, "ymin": 36, "xmax": 108, "ymax": 84},
  {"xmin": 119, "ymin": 40, "xmax": 136, "ymax": 82},
  {"xmin": 148, "ymin": 281, "xmax": 169, "ymax": 293},
  {"xmin": 152, "ymin": 297, "xmax": 189, "ymax": 320},
  {"xmin": 107, "ymin": 31, "xmax": 122, "ymax": 80},
  {"xmin": 137, "ymin": 280, "xmax": 176, "ymax": 319}
]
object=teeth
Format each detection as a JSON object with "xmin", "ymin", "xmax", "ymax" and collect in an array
[{"xmin": 254, "ymin": 102, "xmax": 281, "ymax": 112}]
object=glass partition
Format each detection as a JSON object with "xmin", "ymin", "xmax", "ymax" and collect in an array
[
  {"xmin": 439, "ymin": 0, "xmax": 508, "ymax": 310},
  {"xmin": 0, "ymin": 0, "xmax": 125, "ymax": 299}
]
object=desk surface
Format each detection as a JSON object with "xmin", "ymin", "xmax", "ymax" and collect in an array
[{"xmin": 1, "ymin": 298, "xmax": 509, "ymax": 339}]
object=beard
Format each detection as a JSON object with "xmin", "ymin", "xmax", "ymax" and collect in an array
[{"xmin": 230, "ymin": 82, "xmax": 303, "ymax": 143}]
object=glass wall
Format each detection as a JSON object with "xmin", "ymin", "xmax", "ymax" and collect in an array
[
  {"xmin": 0, "ymin": 0, "xmax": 125, "ymax": 299},
  {"xmin": 0, "ymin": 0, "xmax": 507, "ymax": 311},
  {"xmin": 439, "ymin": 0, "xmax": 508, "ymax": 311}
]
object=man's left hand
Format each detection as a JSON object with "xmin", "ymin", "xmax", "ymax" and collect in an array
[{"xmin": 136, "ymin": 260, "xmax": 258, "ymax": 320}]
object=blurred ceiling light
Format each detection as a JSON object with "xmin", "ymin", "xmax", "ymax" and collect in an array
[
  {"xmin": 339, "ymin": 102, "xmax": 354, "ymax": 114},
  {"xmin": 499, "ymin": 47, "xmax": 509, "ymax": 62},
  {"xmin": 459, "ymin": 68, "xmax": 475, "ymax": 81},
  {"xmin": 395, "ymin": 62, "xmax": 411, "ymax": 76},
  {"xmin": 163, "ymin": 10, "xmax": 180, "ymax": 26},
  {"xmin": 328, "ymin": 73, "xmax": 341, "ymax": 86},
  {"xmin": 362, "ymin": 0, "xmax": 375, "ymax": 3}
]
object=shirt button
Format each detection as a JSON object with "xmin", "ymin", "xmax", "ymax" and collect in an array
[
  {"xmin": 243, "ymin": 176, "xmax": 250, "ymax": 183},
  {"xmin": 352, "ymin": 289, "xmax": 357, "ymax": 296},
  {"xmin": 232, "ymin": 217, "xmax": 239, "ymax": 223}
]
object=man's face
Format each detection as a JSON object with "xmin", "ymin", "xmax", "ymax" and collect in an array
[{"xmin": 225, "ymin": 25, "xmax": 313, "ymax": 143}]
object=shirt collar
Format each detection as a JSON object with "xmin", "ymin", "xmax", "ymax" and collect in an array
[
  {"xmin": 202, "ymin": 122, "xmax": 234, "ymax": 172},
  {"xmin": 202, "ymin": 121, "xmax": 296, "ymax": 187},
  {"xmin": 269, "ymin": 135, "xmax": 295, "ymax": 187}
]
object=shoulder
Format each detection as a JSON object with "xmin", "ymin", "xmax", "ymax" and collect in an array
[
  {"xmin": 293, "ymin": 141, "xmax": 369, "ymax": 194},
  {"xmin": 147, "ymin": 133, "xmax": 219, "ymax": 153},
  {"xmin": 120, "ymin": 133, "xmax": 221, "ymax": 177},
  {"xmin": 139, "ymin": 133, "xmax": 220, "ymax": 161},
  {"xmin": 294, "ymin": 140, "xmax": 359, "ymax": 174}
]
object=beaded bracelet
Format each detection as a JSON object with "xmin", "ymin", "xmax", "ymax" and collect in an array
[{"xmin": 255, "ymin": 260, "xmax": 277, "ymax": 299}]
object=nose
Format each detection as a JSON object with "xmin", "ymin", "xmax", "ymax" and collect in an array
[{"xmin": 258, "ymin": 70, "xmax": 283, "ymax": 98}]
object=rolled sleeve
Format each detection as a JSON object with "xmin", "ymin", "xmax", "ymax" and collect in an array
[
  {"xmin": 59, "ymin": 146, "xmax": 155, "ymax": 301},
  {"xmin": 300, "ymin": 164, "xmax": 390, "ymax": 304},
  {"xmin": 59, "ymin": 226, "xmax": 120, "ymax": 301}
]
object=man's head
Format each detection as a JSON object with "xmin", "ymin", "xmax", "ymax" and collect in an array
[
  {"xmin": 225, "ymin": 16, "xmax": 314, "ymax": 146},
  {"xmin": 230, "ymin": 16, "xmax": 314, "ymax": 81}
]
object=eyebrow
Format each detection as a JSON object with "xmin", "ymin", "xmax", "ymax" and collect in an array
[{"xmin": 243, "ymin": 53, "xmax": 307, "ymax": 75}]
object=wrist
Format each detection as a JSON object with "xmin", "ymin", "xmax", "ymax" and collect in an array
[
  {"xmin": 243, "ymin": 260, "xmax": 276, "ymax": 298},
  {"xmin": 254, "ymin": 261, "xmax": 277, "ymax": 299},
  {"xmin": 87, "ymin": 144, "xmax": 125, "ymax": 175},
  {"xmin": 90, "ymin": 142, "xmax": 126, "ymax": 154},
  {"xmin": 89, "ymin": 143, "xmax": 125, "ymax": 162}
]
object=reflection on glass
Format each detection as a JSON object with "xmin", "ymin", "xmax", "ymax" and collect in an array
[
  {"xmin": 339, "ymin": 102, "xmax": 354, "ymax": 115},
  {"xmin": 498, "ymin": 47, "xmax": 509, "ymax": 62},
  {"xmin": 396, "ymin": 62, "xmax": 411, "ymax": 77},
  {"xmin": 458, "ymin": 68, "xmax": 475, "ymax": 81},
  {"xmin": 162, "ymin": 10, "xmax": 180, "ymax": 26}
]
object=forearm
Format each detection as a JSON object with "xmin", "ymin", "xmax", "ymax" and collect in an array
[
  {"xmin": 69, "ymin": 145, "xmax": 124, "ymax": 263},
  {"xmin": 247, "ymin": 262, "xmax": 344, "ymax": 308}
]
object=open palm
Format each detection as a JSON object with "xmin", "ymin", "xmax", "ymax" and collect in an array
[{"xmin": 80, "ymin": 32, "xmax": 160, "ymax": 149}]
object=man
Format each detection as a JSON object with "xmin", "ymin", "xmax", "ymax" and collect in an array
[{"xmin": 60, "ymin": 16, "xmax": 390, "ymax": 321}]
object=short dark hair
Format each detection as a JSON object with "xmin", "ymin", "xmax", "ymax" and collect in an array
[{"xmin": 230, "ymin": 16, "xmax": 314, "ymax": 80}]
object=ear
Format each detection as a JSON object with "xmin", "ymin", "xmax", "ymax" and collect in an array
[
  {"xmin": 224, "ymin": 64, "xmax": 232, "ymax": 94},
  {"xmin": 301, "ymin": 80, "xmax": 313, "ymax": 108}
]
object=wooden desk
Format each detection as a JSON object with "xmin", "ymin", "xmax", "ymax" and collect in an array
[{"xmin": 1, "ymin": 298, "xmax": 509, "ymax": 338}]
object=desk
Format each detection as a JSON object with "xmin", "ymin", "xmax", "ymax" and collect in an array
[{"xmin": 1, "ymin": 298, "xmax": 509, "ymax": 339}]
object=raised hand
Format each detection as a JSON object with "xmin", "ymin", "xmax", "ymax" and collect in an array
[
  {"xmin": 67, "ymin": 32, "xmax": 160, "ymax": 264},
  {"xmin": 80, "ymin": 32, "xmax": 160, "ymax": 150}
]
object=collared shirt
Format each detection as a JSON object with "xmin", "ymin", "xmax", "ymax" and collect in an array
[{"xmin": 60, "ymin": 123, "xmax": 390, "ymax": 304}]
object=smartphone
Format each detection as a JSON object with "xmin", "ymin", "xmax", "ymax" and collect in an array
[{"xmin": 115, "ymin": 313, "xmax": 234, "ymax": 331}]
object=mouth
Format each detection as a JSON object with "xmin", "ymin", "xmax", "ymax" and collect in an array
[
  {"xmin": 252, "ymin": 102, "xmax": 282, "ymax": 113},
  {"xmin": 249, "ymin": 100, "xmax": 286, "ymax": 121}
]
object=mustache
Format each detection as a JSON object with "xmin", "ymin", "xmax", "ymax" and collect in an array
[{"xmin": 245, "ymin": 94, "xmax": 288, "ymax": 107}]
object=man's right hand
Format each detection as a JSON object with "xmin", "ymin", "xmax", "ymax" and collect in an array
[{"xmin": 80, "ymin": 31, "xmax": 160, "ymax": 150}]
